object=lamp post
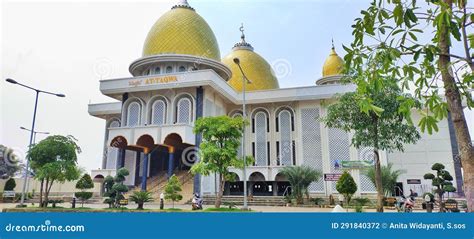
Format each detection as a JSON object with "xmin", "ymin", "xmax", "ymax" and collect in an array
[
  {"xmin": 20, "ymin": 127, "xmax": 50, "ymax": 144},
  {"xmin": 5, "ymin": 78, "xmax": 65, "ymax": 207},
  {"xmin": 19, "ymin": 127, "xmax": 49, "ymax": 194},
  {"xmin": 233, "ymin": 58, "xmax": 252, "ymax": 210}
]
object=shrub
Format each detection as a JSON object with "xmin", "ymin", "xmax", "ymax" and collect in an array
[
  {"xmin": 336, "ymin": 171, "xmax": 357, "ymax": 206},
  {"xmin": 164, "ymin": 175, "xmax": 182, "ymax": 208},
  {"xmin": 129, "ymin": 191, "xmax": 153, "ymax": 210},
  {"xmin": 352, "ymin": 197, "xmax": 371, "ymax": 207},
  {"xmin": 4, "ymin": 178, "xmax": 16, "ymax": 191},
  {"xmin": 280, "ymin": 166, "xmax": 322, "ymax": 204},
  {"xmin": 355, "ymin": 205, "xmax": 364, "ymax": 213},
  {"xmin": 310, "ymin": 197, "xmax": 325, "ymax": 206}
]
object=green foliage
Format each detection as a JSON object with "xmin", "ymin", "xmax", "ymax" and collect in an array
[
  {"xmin": 129, "ymin": 191, "xmax": 153, "ymax": 210},
  {"xmin": 423, "ymin": 192, "xmax": 435, "ymax": 202},
  {"xmin": 355, "ymin": 205, "xmax": 364, "ymax": 213},
  {"xmin": 323, "ymin": 79, "xmax": 420, "ymax": 152},
  {"xmin": 76, "ymin": 174, "xmax": 94, "ymax": 190},
  {"xmin": 347, "ymin": 0, "xmax": 474, "ymax": 211},
  {"xmin": 424, "ymin": 163, "xmax": 456, "ymax": 212},
  {"xmin": 364, "ymin": 163, "xmax": 405, "ymax": 196},
  {"xmin": 0, "ymin": 145, "xmax": 21, "ymax": 177},
  {"xmin": 102, "ymin": 168, "xmax": 129, "ymax": 208},
  {"xmin": 280, "ymin": 165, "xmax": 322, "ymax": 204},
  {"xmin": 75, "ymin": 174, "xmax": 94, "ymax": 207},
  {"xmin": 191, "ymin": 116, "xmax": 253, "ymax": 208},
  {"xmin": 28, "ymin": 135, "xmax": 82, "ymax": 207},
  {"xmin": 4, "ymin": 178, "xmax": 16, "ymax": 191},
  {"xmin": 336, "ymin": 171, "xmax": 358, "ymax": 206},
  {"xmin": 352, "ymin": 197, "xmax": 371, "ymax": 207},
  {"xmin": 164, "ymin": 175, "xmax": 182, "ymax": 208},
  {"xmin": 310, "ymin": 197, "xmax": 325, "ymax": 206}
]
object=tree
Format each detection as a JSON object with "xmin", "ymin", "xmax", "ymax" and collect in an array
[
  {"xmin": 346, "ymin": 0, "xmax": 474, "ymax": 212},
  {"xmin": 0, "ymin": 145, "xmax": 21, "ymax": 178},
  {"xmin": 279, "ymin": 166, "xmax": 322, "ymax": 204},
  {"xmin": 75, "ymin": 173, "xmax": 94, "ymax": 207},
  {"xmin": 4, "ymin": 178, "xmax": 16, "ymax": 191},
  {"xmin": 164, "ymin": 174, "xmax": 182, "ymax": 208},
  {"xmin": 103, "ymin": 175, "xmax": 115, "ymax": 208},
  {"xmin": 103, "ymin": 167, "xmax": 129, "ymax": 208},
  {"xmin": 191, "ymin": 116, "xmax": 253, "ymax": 208},
  {"xmin": 28, "ymin": 135, "xmax": 82, "ymax": 207},
  {"xmin": 323, "ymin": 78, "xmax": 420, "ymax": 212},
  {"xmin": 336, "ymin": 171, "xmax": 358, "ymax": 207},
  {"xmin": 424, "ymin": 163, "xmax": 456, "ymax": 212},
  {"xmin": 129, "ymin": 191, "xmax": 153, "ymax": 210},
  {"xmin": 364, "ymin": 163, "xmax": 405, "ymax": 196}
]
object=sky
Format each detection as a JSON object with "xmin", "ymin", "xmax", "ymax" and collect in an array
[{"xmin": 1, "ymin": 0, "xmax": 473, "ymax": 172}]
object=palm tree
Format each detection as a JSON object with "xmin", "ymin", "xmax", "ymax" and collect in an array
[
  {"xmin": 280, "ymin": 166, "xmax": 322, "ymax": 204},
  {"xmin": 129, "ymin": 191, "xmax": 154, "ymax": 210},
  {"xmin": 364, "ymin": 163, "xmax": 405, "ymax": 196}
]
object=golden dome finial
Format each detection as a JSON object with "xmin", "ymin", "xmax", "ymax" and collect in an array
[
  {"xmin": 233, "ymin": 23, "xmax": 253, "ymax": 51},
  {"xmin": 322, "ymin": 40, "xmax": 344, "ymax": 77},
  {"xmin": 240, "ymin": 23, "xmax": 246, "ymax": 43},
  {"xmin": 172, "ymin": 0, "xmax": 194, "ymax": 10}
]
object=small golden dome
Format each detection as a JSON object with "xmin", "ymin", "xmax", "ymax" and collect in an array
[
  {"xmin": 322, "ymin": 47, "xmax": 344, "ymax": 77},
  {"xmin": 142, "ymin": 2, "xmax": 220, "ymax": 60},
  {"xmin": 222, "ymin": 26, "xmax": 279, "ymax": 92}
]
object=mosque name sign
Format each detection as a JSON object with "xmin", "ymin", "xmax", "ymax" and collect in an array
[{"xmin": 128, "ymin": 76, "xmax": 178, "ymax": 87}]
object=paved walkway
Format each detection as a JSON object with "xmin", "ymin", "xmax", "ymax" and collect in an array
[{"xmin": 0, "ymin": 202, "xmax": 403, "ymax": 212}]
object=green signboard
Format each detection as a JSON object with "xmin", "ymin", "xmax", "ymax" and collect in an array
[{"xmin": 340, "ymin": 160, "xmax": 373, "ymax": 169}]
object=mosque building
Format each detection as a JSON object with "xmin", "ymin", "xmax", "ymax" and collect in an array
[{"xmin": 88, "ymin": 0, "xmax": 463, "ymax": 199}]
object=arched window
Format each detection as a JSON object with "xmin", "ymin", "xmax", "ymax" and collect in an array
[
  {"xmin": 109, "ymin": 120, "xmax": 120, "ymax": 128},
  {"xmin": 154, "ymin": 67, "xmax": 161, "ymax": 75},
  {"xmin": 232, "ymin": 112, "xmax": 243, "ymax": 158},
  {"xmin": 277, "ymin": 109, "xmax": 294, "ymax": 166},
  {"xmin": 166, "ymin": 66, "xmax": 173, "ymax": 73},
  {"xmin": 151, "ymin": 100, "xmax": 166, "ymax": 125},
  {"xmin": 178, "ymin": 66, "xmax": 186, "ymax": 72},
  {"xmin": 253, "ymin": 111, "xmax": 268, "ymax": 166},
  {"xmin": 127, "ymin": 102, "xmax": 141, "ymax": 126},
  {"xmin": 176, "ymin": 97, "xmax": 192, "ymax": 124}
]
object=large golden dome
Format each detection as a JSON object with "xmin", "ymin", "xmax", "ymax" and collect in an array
[
  {"xmin": 222, "ymin": 30, "xmax": 279, "ymax": 92},
  {"xmin": 322, "ymin": 47, "xmax": 344, "ymax": 77},
  {"xmin": 142, "ymin": 2, "xmax": 220, "ymax": 60}
]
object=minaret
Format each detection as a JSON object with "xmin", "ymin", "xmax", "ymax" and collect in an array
[{"xmin": 316, "ymin": 39, "xmax": 345, "ymax": 85}]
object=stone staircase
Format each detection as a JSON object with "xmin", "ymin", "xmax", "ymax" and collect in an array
[
  {"xmin": 200, "ymin": 195, "xmax": 286, "ymax": 207},
  {"xmin": 125, "ymin": 170, "xmax": 195, "ymax": 204}
]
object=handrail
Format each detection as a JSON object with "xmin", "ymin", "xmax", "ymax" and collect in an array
[{"xmin": 282, "ymin": 186, "xmax": 292, "ymax": 197}]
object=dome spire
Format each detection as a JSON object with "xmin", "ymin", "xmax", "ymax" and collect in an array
[
  {"xmin": 233, "ymin": 23, "xmax": 254, "ymax": 51},
  {"xmin": 321, "ymin": 39, "xmax": 344, "ymax": 78},
  {"xmin": 172, "ymin": 0, "xmax": 194, "ymax": 11}
]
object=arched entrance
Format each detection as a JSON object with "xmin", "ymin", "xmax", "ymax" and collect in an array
[
  {"xmin": 224, "ymin": 172, "xmax": 243, "ymax": 196},
  {"xmin": 275, "ymin": 173, "xmax": 291, "ymax": 196},
  {"xmin": 249, "ymin": 172, "xmax": 271, "ymax": 196}
]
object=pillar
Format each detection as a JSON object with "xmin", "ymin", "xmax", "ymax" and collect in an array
[
  {"xmin": 141, "ymin": 153, "xmax": 149, "ymax": 191},
  {"xmin": 194, "ymin": 86, "xmax": 204, "ymax": 194},
  {"xmin": 272, "ymin": 182, "xmax": 278, "ymax": 196},
  {"xmin": 167, "ymin": 147, "xmax": 175, "ymax": 179}
]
